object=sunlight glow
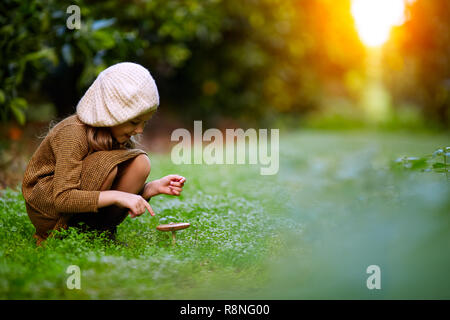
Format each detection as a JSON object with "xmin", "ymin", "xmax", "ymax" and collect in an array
[{"xmin": 351, "ymin": 0, "xmax": 405, "ymax": 47}]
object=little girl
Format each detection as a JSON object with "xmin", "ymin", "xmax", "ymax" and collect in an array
[{"xmin": 21, "ymin": 62, "xmax": 186, "ymax": 246}]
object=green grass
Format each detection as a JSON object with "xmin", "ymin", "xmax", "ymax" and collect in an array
[{"xmin": 1, "ymin": 129, "xmax": 449, "ymax": 299}]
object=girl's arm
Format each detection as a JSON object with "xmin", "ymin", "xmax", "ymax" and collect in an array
[
  {"xmin": 141, "ymin": 175, "xmax": 186, "ymax": 199},
  {"xmin": 98, "ymin": 190, "xmax": 155, "ymax": 217},
  {"xmin": 98, "ymin": 190, "xmax": 122, "ymax": 208},
  {"xmin": 52, "ymin": 124, "xmax": 102, "ymax": 213}
]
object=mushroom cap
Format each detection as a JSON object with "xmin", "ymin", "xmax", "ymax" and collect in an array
[{"xmin": 156, "ymin": 222, "xmax": 190, "ymax": 232}]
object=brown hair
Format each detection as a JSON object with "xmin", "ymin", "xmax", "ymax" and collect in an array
[
  {"xmin": 84, "ymin": 125, "xmax": 140, "ymax": 152},
  {"xmin": 39, "ymin": 114, "xmax": 145, "ymax": 153}
]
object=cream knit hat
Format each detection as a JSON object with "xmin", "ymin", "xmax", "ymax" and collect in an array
[{"xmin": 76, "ymin": 62, "xmax": 159, "ymax": 127}]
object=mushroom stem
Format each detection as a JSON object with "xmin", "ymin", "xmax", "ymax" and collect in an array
[{"xmin": 171, "ymin": 231, "xmax": 176, "ymax": 245}]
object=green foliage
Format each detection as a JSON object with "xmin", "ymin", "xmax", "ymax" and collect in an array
[
  {"xmin": 1, "ymin": 0, "xmax": 366, "ymax": 125},
  {"xmin": 1, "ymin": 0, "xmax": 448, "ymax": 126},
  {"xmin": 0, "ymin": 155, "xmax": 297, "ymax": 299},
  {"xmin": 394, "ymin": 146, "xmax": 450, "ymax": 177},
  {"xmin": 0, "ymin": 0, "xmax": 58, "ymax": 125}
]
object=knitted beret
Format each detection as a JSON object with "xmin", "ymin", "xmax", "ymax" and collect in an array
[{"xmin": 76, "ymin": 62, "xmax": 159, "ymax": 127}]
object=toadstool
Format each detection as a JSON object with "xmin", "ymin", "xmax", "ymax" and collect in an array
[{"xmin": 156, "ymin": 222, "xmax": 190, "ymax": 245}]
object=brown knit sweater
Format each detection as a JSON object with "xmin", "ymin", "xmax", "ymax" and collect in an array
[{"xmin": 22, "ymin": 114, "xmax": 147, "ymax": 245}]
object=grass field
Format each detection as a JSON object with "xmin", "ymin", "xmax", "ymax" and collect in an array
[{"xmin": 1, "ymin": 130, "xmax": 449, "ymax": 299}]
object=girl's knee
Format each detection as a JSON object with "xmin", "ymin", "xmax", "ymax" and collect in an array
[{"xmin": 133, "ymin": 154, "xmax": 151, "ymax": 176}]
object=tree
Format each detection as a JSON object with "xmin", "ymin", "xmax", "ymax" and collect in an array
[{"xmin": 383, "ymin": 0, "xmax": 450, "ymax": 127}]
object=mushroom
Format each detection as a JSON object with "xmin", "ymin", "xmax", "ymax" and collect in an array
[{"xmin": 156, "ymin": 222, "xmax": 190, "ymax": 245}]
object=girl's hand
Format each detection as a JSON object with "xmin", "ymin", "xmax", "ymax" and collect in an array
[
  {"xmin": 160, "ymin": 175, "xmax": 186, "ymax": 196},
  {"xmin": 144, "ymin": 175, "xmax": 186, "ymax": 198},
  {"xmin": 114, "ymin": 192, "xmax": 155, "ymax": 218}
]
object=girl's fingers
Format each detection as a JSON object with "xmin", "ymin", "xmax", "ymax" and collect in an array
[
  {"xmin": 169, "ymin": 187, "xmax": 182, "ymax": 195},
  {"xmin": 169, "ymin": 175, "xmax": 186, "ymax": 183},
  {"xmin": 144, "ymin": 201, "xmax": 155, "ymax": 216},
  {"xmin": 169, "ymin": 181, "xmax": 183, "ymax": 187},
  {"xmin": 132, "ymin": 207, "xmax": 143, "ymax": 218}
]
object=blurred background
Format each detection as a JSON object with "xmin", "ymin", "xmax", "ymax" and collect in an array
[
  {"xmin": 0, "ymin": 0, "xmax": 449, "ymax": 187},
  {"xmin": 1, "ymin": 0, "xmax": 449, "ymax": 299}
]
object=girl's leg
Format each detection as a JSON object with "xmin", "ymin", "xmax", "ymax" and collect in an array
[
  {"xmin": 100, "ymin": 166, "xmax": 118, "ymax": 191},
  {"xmin": 67, "ymin": 155, "xmax": 151, "ymax": 237},
  {"xmin": 111, "ymin": 154, "xmax": 151, "ymax": 194},
  {"xmin": 100, "ymin": 154, "xmax": 151, "ymax": 238}
]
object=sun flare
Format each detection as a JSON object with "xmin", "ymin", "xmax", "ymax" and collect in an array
[{"xmin": 351, "ymin": 0, "xmax": 405, "ymax": 47}]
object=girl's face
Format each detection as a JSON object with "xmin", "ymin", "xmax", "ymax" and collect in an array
[{"xmin": 110, "ymin": 110, "xmax": 155, "ymax": 143}]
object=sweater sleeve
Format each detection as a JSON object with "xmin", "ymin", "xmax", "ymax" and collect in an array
[{"xmin": 51, "ymin": 123, "xmax": 101, "ymax": 213}]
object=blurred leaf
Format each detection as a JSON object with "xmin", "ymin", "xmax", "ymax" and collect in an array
[
  {"xmin": 91, "ymin": 30, "xmax": 116, "ymax": 49},
  {"xmin": 0, "ymin": 90, "xmax": 5, "ymax": 104},
  {"xmin": 23, "ymin": 47, "xmax": 58, "ymax": 65},
  {"xmin": 10, "ymin": 97, "xmax": 28, "ymax": 125},
  {"xmin": 166, "ymin": 44, "xmax": 191, "ymax": 67},
  {"xmin": 11, "ymin": 97, "xmax": 27, "ymax": 110}
]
